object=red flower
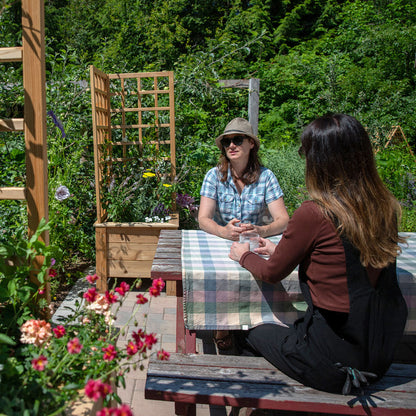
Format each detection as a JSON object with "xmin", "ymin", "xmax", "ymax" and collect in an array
[
  {"xmin": 157, "ymin": 349, "xmax": 170, "ymax": 361},
  {"xmin": 102, "ymin": 344, "xmax": 117, "ymax": 361},
  {"xmin": 149, "ymin": 278, "xmax": 165, "ymax": 297},
  {"xmin": 114, "ymin": 404, "xmax": 133, "ymax": 416},
  {"xmin": 136, "ymin": 293, "xmax": 148, "ymax": 304},
  {"xmin": 86, "ymin": 273, "xmax": 99, "ymax": 284},
  {"xmin": 31, "ymin": 355, "xmax": 48, "ymax": 371},
  {"xmin": 115, "ymin": 281, "xmax": 130, "ymax": 296},
  {"xmin": 131, "ymin": 329, "xmax": 145, "ymax": 344},
  {"xmin": 48, "ymin": 268, "xmax": 57, "ymax": 278},
  {"xmin": 144, "ymin": 333, "xmax": 158, "ymax": 349},
  {"xmin": 53, "ymin": 325, "xmax": 66, "ymax": 338},
  {"xmin": 105, "ymin": 290, "xmax": 118, "ymax": 304},
  {"xmin": 67, "ymin": 337, "xmax": 83, "ymax": 354},
  {"xmin": 85, "ymin": 379, "xmax": 113, "ymax": 401},
  {"xmin": 126, "ymin": 341, "xmax": 138, "ymax": 356},
  {"xmin": 83, "ymin": 287, "xmax": 98, "ymax": 303},
  {"xmin": 152, "ymin": 277, "xmax": 165, "ymax": 291}
]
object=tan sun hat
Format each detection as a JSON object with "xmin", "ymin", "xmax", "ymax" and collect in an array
[{"xmin": 215, "ymin": 117, "xmax": 259, "ymax": 149}]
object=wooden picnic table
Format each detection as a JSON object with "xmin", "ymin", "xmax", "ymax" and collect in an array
[{"xmin": 151, "ymin": 229, "xmax": 416, "ymax": 355}]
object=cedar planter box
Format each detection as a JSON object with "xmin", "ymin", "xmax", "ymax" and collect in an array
[
  {"xmin": 90, "ymin": 68, "xmax": 178, "ymax": 294},
  {"xmin": 94, "ymin": 214, "xmax": 179, "ymax": 293}
]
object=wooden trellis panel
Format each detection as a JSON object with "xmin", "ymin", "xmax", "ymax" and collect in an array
[
  {"xmin": 90, "ymin": 67, "xmax": 176, "ymax": 223},
  {"xmin": 90, "ymin": 67, "xmax": 178, "ymax": 293}
]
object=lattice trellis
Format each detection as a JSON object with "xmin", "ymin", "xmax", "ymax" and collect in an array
[{"xmin": 90, "ymin": 66, "xmax": 176, "ymax": 223}]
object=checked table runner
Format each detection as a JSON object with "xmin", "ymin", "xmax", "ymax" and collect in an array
[
  {"xmin": 181, "ymin": 230, "xmax": 416, "ymax": 334},
  {"xmin": 182, "ymin": 230, "xmax": 304, "ymax": 331}
]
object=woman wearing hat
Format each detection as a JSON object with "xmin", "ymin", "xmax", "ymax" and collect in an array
[
  {"xmin": 198, "ymin": 117, "xmax": 289, "ymax": 351},
  {"xmin": 198, "ymin": 117, "xmax": 289, "ymax": 241}
]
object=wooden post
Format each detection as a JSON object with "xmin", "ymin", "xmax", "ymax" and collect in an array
[
  {"xmin": 218, "ymin": 78, "xmax": 260, "ymax": 134},
  {"xmin": 248, "ymin": 78, "xmax": 260, "ymax": 136},
  {"xmin": 22, "ymin": 0, "xmax": 50, "ymax": 301}
]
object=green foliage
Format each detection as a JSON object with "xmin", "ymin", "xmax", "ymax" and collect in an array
[
  {"xmin": 262, "ymin": 145, "xmax": 307, "ymax": 216},
  {"xmin": 375, "ymin": 143, "xmax": 416, "ymax": 231},
  {"xmin": 0, "ymin": 219, "xmax": 61, "ymax": 338}
]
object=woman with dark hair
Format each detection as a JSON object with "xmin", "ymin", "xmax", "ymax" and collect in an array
[
  {"xmin": 199, "ymin": 117, "xmax": 289, "ymax": 241},
  {"xmin": 229, "ymin": 113, "xmax": 408, "ymax": 394}
]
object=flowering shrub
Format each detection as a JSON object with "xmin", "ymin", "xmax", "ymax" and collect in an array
[
  {"xmin": 102, "ymin": 165, "xmax": 176, "ymax": 223},
  {"xmin": 0, "ymin": 227, "xmax": 170, "ymax": 416}
]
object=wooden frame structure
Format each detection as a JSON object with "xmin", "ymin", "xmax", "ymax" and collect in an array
[
  {"xmin": 0, "ymin": 1, "xmax": 49, "ymax": 299},
  {"xmin": 90, "ymin": 66, "xmax": 178, "ymax": 292}
]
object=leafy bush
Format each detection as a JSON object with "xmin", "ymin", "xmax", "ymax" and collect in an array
[
  {"xmin": 0, "ymin": 223, "xmax": 169, "ymax": 416},
  {"xmin": 262, "ymin": 145, "xmax": 306, "ymax": 216}
]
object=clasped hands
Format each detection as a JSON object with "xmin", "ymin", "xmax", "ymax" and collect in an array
[{"xmin": 225, "ymin": 218, "xmax": 276, "ymax": 262}]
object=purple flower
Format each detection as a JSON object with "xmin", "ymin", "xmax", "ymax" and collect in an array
[
  {"xmin": 47, "ymin": 110, "xmax": 66, "ymax": 138},
  {"xmin": 55, "ymin": 185, "xmax": 70, "ymax": 201}
]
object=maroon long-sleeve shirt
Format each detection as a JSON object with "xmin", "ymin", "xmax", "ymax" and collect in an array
[{"xmin": 240, "ymin": 200, "xmax": 380, "ymax": 313}]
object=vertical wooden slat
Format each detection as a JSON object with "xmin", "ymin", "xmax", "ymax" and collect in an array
[
  {"xmin": 168, "ymin": 72, "xmax": 176, "ymax": 180},
  {"xmin": 95, "ymin": 226, "xmax": 108, "ymax": 292},
  {"xmin": 22, "ymin": 0, "xmax": 49, "ymax": 238},
  {"xmin": 21, "ymin": 0, "xmax": 50, "ymax": 304}
]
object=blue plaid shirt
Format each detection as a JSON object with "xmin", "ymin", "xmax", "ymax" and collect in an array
[{"xmin": 200, "ymin": 167, "xmax": 284, "ymax": 226}]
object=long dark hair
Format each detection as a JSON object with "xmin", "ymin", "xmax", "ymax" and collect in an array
[
  {"xmin": 299, "ymin": 113, "xmax": 405, "ymax": 268},
  {"xmin": 218, "ymin": 138, "xmax": 262, "ymax": 184}
]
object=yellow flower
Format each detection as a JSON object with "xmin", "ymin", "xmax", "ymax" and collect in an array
[
  {"xmin": 143, "ymin": 172, "xmax": 156, "ymax": 178},
  {"xmin": 162, "ymin": 184, "xmax": 172, "ymax": 188}
]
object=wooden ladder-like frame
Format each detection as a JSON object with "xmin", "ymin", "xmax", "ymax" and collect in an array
[{"xmin": 0, "ymin": 1, "xmax": 49, "ymax": 298}]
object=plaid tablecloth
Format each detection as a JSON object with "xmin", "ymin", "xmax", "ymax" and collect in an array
[{"xmin": 182, "ymin": 230, "xmax": 416, "ymax": 334}]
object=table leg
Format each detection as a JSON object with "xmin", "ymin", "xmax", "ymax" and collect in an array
[{"xmin": 176, "ymin": 281, "xmax": 196, "ymax": 354}]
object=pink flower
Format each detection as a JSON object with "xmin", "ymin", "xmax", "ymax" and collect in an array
[
  {"xmin": 114, "ymin": 405, "xmax": 133, "ymax": 416},
  {"xmin": 102, "ymin": 344, "xmax": 117, "ymax": 361},
  {"xmin": 115, "ymin": 281, "xmax": 130, "ymax": 296},
  {"xmin": 96, "ymin": 405, "xmax": 133, "ymax": 416},
  {"xmin": 152, "ymin": 278, "xmax": 165, "ymax": 291},
  {"xmin": 105, "ymin": 290, "xmax": 118, "ymax": 304},
  {"xmin": 157, "ymin": 349, "xmax": 170, "ymax": 361},
  {"xmin": 144, "ymin": 333, "xmax": 158, "ymax": 349},
  {"xmin": 31, "ymin": 355, "xmax": 48, "ymax": 371},
  {"xmin": 149, "ymin": 278, "xmax": 165, "ymax": 297},
  {"xmin": 38, "ymin": 289, "xmax": 45, "ymax": 295},
  {"xmin": 48, "ymin": 268, "xmax": 57, "ymax": 278},
  {"xmin": 20, "ymin": 319, "xmax": 52, "ymax": 347},
  {"xmin": 53, "ymin": 325, "xmax": 66, "ymax": 338},
  {"xmin": 86, "ymin": 273, "xmax": 99, "ymax": 284},
  {"xmin": 67, "ymin": 337, "xmax": 83, "ymax": 354},
  {"xmin": 84, "ymin": 379, "xmax": 113, "ymax": 401},
  {"xmin": 136, "ymin": 294, "xmax": 148, "ymax": 304},
  {"xmin": 83, "ymin": 287, "xmax": 98, "ymax": 303},
  {"xmin": 126, "ymin": 341, "xmax": 138, "ymax": 356}
]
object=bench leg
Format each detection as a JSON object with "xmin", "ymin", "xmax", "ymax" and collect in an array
[{"xmin": 175, "ymin": 402, "xmax": 196, "ymax": 416}]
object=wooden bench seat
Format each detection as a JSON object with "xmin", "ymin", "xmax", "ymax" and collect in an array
[{"xmin": 145, "ymin": 353, "xmax": 416, "ymax": 416}]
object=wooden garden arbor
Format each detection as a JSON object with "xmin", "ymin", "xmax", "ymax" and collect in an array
[{"xmin": 0, "ymin": 1, "xmax": 49, "ymax": 298}]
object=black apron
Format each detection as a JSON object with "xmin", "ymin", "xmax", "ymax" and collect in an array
[{"xmin": 279, "ymin": 237, "xmax": 408, "ymax": 394}]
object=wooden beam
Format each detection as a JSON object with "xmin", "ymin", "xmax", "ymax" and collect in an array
[
  {"xmin": 0, "ymin": 187, "xmax": 26, "ymax": 200},
  {"xmin": 218, "ymin": 79, "xmax": 249, "ymax": 88},
  {"xmin": 0, "ymin": 118, "xmax": 24, "ymax": 132},
  {"xmin": 248, "ymin": 78, "xmax": 260, "ymax": 135},
  {"xmin": 22, "ymin": 0, "xmax": 50, "ymax": 306},
  {"xmin": 0, "ymin": 46, "xmax": 23, "ymax": 62},
  {"xmin": 22, "ymin": 0, "xmax": 49, "ymax": 240}
]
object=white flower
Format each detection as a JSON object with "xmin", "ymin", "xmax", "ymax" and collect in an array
[
  {"xmin": 145, "ymin": 217, "xmax": 152, "ymax": 223},
  {"xmin": 55, "ymin": 185, "xmax": 70, "ymax": 201}
]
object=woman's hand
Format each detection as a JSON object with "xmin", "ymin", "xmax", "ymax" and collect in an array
[
  {"xmin": 222, "ymin": 218, "xmax": 243, "ymax": 241},
  {"xmin": 229, "ymin": 241, "xmax": 250, "ymax": 262},
  {"xmin": 254, "ymin": 237, "xmax": 276, "ymax": 256}
]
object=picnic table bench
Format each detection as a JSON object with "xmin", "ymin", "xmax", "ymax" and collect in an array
[{"xmin": 145, "ymin": 353, "xmax": 416, "ymax": 416}]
